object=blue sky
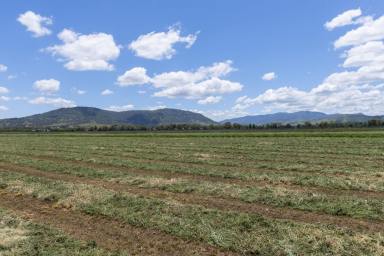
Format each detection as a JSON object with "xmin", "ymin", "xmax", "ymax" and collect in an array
[{"xmin": 1, "ymin": 1, "xmax": 384, "ymax": 120}]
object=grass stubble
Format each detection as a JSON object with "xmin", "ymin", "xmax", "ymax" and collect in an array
[{"xmin": 0, "ymin": 131, "xmax": 383, "ymax": 255}]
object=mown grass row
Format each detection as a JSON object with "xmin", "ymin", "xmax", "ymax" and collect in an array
[
  {"xmin": 1, "ymin": 151, "xmax": 383, "ymax": 193},
  {"xmin": 2, "ymin": 130, "xmax": 384, "ymax": 137},
  {"xmin": 0, "ymin": 208, "xmax": 113, "ymax": 256},
  {"xmin": 0, "ymin": 155, "xmax": 383, "ymax": 221},
  {"xmin": 0, "ymin": 171, "xmax": 383, "ymax": 255},
  {"xmin": 1, "ymin": 143, "xmax": 383, "ymax": 173},
  {"xmin": 2, "ymin": 133, "xmax": 384, "ymax": 154},
  {"xmin": 1, "ymin": 135, "xmax": 383, "ymax": 175},
  {"xmin": 3, "ymin": 135, "xmax": 384, "ymax": 158}
]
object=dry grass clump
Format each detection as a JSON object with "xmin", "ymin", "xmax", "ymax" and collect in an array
[{"xmin": 0, "ymin": 226, "xmax": 27, "ymax": 249}]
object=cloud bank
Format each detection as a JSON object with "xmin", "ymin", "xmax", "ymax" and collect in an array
[{"xmin": 235, "ymin": 9, "xmax": 384, "ymax": 116}]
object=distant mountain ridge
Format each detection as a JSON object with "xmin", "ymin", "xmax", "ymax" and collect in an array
[
  {"xmin": 221, "ymin": 111, "xmax": 384, "ymax": 125},
  {"xmin": 0, "ymin": 107, "xmax": 216, "ymax": 128},
  {"xmin": 1, "ymin": 108, "xmax": 382, "ymax": 129}
]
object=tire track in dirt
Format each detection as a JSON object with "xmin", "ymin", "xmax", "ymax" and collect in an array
[
  {"xmin": 0, "ymin": 191, "xmax": 235, "ymax": 256},
  {"xmin": 3, "ymin": 153, "xmax": 384, "ymax": 200},
  {"xmin": 0, "ymin": 162, "xmax": 383, "ymax": 233}
]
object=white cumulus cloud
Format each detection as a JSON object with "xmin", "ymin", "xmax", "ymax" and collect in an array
[
  {"xmin": 262, "ymin": 72, "xmax": 277, "ymax": 81},
  {"xmin": 0, "ymin": 87, "xmax": 9, "ymax": 94},
  {"xmin": 196, "ymin": 108, "xmax": 248, "ymax": 121},
  {"xmin": 325, "ymin": 8, "xmax": 362, "ymax": 30},
  {"xmin": 147, "ymin": 105, "xmax": 167, "ymax": 110},
  {"xmin": 17, "ymin": 11, "xmax": 52, "ymax": 37},
  {"xmin": 46, "ymin": 29, "xmax": 120, "ymax": 71},
  {"xmin": 342, "ymin": 41, "xmax": 384, "ymax": 68},
  {"xmin": 33, "ymin": 79, "xmax": 60, "ymax": 93},
  {"xmin": 29, "ymin": 97, "xmax": 75, "ymax": 108},
  {"xmin": 234, "ymin": 87, "xmax": 314, "ymax": 112},
  {"xmin": 117, "ymin": 67, "xmax": 150, "ymax": 86},
  {"xmin": 76, "ymin": 90, "xmax": 86, "ymax": 95},
  {"xmin": 101, "ymin": 89, "xmax": 114, "ymax": 96},
  {"xmin": 0, "ymin": 106, "xmax": 8, "ymax": 112},
  {"xmin": 0, "ymin": 64, "xmax": 7, "ymax": 72},
  {"xmin": 151, "ymin": 60, "xmax": 242, "ymax": 100},
  {"xmin": 197, "ymin": 96, "xmax": 222, "ymax": 105},
  {"xmin": 13, "ymin": 96, "xmax": 28, "ymax": 101},
  {"xmin": 107, "ymin": 104, "xmax": 134, "ymax": 112},
  {"xmin": 334, "ymin": 15, "xmax": 384, "ymax": 48},
  {"xmin": 116, "ymin": 61, "xmax": 241, "ymax": 102},
  {"xmin": 129, "ymin": 25, "xmax": 197, "ymax": 60}
]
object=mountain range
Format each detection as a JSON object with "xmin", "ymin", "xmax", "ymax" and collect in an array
[
  {"xmin": 222, "ymin": 111, "xmax": 384, "ymax": 125},
  {"xmin": 0, "ymin": 107, "xmax": 382, "ymax": 129},
  {"xmin": 0, "ymin": 107, "xmax": 215, "ymax": 128}
]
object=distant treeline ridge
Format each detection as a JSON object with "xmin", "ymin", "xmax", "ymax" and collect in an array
[{"xmin": 0, "ymin": 119, "xmax": 383, "ymax": 132}]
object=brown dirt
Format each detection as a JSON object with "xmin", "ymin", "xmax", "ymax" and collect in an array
[
  {"xmin": 0, "ymin": 190, "xmax": 235, "ymax": 256},
  {"xmin": 2, "ymin": 153, "xmax": 384, "ymax": 200},
  {"xmin": 1, "ymin": 162, "xmax": 383, "ymax": 233}
]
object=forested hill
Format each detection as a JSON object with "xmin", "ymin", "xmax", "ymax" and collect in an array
[{"xmin": 0, "ymin": 107, "xmax": 217, "ymax": 128}]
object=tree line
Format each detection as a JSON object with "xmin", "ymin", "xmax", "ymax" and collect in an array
[{"xmin": 0, "ymin": 119, "xmax": 383, "ymax": 132}]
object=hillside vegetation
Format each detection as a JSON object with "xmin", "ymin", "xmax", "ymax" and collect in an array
[{"xmin": 0, "ymin": 107, "xmax": 216, "ymax": 128}]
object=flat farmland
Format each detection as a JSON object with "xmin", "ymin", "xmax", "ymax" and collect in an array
[{"xmin": 0, "ymin": 131, "xmax": 383, "ymax": 255}]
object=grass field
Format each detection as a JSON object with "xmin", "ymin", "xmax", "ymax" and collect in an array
[{"xmin": 0, "ymin": 131, "xmax": 383, "ymax": 255}]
